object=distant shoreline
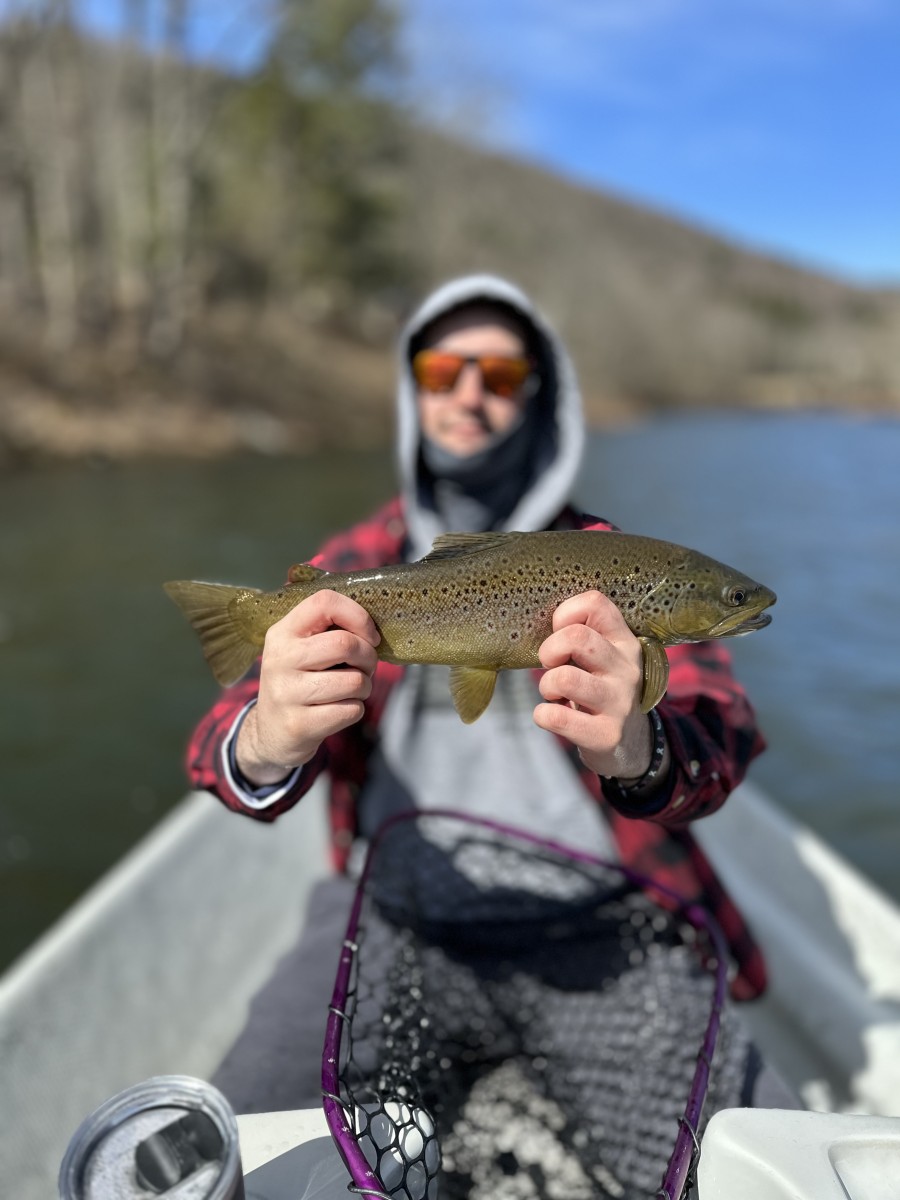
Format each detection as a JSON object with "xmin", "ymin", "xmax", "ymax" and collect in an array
[{"xmin": 3, "ymin": 383, "xmax": 898, "ymax": 470}]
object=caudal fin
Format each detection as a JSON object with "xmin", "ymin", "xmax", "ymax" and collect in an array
[{"xmin": 164, "ymin": 580, "xmax": 263, "ymax": 686}]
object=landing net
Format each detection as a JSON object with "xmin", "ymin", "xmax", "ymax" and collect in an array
[{"xmin": 322, "ymin": 811, "xmax": 750, "ymax": 1200}]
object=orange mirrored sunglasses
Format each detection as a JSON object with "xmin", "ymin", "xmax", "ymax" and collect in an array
[{"xmin": 411, "ymin": 350, "xmax": 535, "ymax": 399}]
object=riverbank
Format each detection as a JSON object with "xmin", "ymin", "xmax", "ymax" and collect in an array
[{"xmin": 3, "ymin": 304, "xmax": 899, "ymax": 467}]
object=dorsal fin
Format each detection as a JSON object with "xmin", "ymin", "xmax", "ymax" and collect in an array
[
  {"xmin": 421, "ymin": 531, "xmax": 523, "ymax": 562},
  {"xmin": 287, "ymin": 562, "xmax": 329, "ymax": 584}
]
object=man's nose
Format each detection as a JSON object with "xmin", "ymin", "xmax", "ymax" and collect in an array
[{"xmin": 453, "ymin": 361, "xmax": 486, "ymax": 405}]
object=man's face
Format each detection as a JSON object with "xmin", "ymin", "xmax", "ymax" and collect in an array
[{"xmin": 414, "ymin": 307, "xmax": 532, "ymax": 458}]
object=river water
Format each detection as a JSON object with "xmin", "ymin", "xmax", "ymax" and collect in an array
[{"xmin": 1, "ymin": 411, "xmax": 897, "ymax": 971}]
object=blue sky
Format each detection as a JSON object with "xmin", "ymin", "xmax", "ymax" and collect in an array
[
  {"xmin": 16, "ymin": 0, "xmax": 898, "ymax": 285},
  {"xmin": 403, "ymin": 0, "xmax": 899, "ymax": 285}
]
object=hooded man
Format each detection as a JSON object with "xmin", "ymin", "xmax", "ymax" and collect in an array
[{"xmin": 186, "ymin": 275, "xmax": 776, "ymax": 1112}]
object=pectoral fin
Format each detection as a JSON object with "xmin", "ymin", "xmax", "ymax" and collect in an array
[
  {"xmin": 449, "ymin": 666, "xmax": 499, "ymax": 724},
  {"xmin": 638, "ymin": 636, "xmax": 669, "ymax": 713}
]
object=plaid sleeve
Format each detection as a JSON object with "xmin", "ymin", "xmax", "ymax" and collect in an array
[
  {"xmin": 185, "ymin": 660, "xmax": 328, "ymax": 822},
  {"xmin": 601, "ymin": 640, "xmax": 765, "ymax": 827},
  {"xmin": 184, "ymin": 498, "xmax": 408, "ymax": 823},
  {"xmin": 571, "ymin": 516, "xmax": 766, "ymax": 828}
]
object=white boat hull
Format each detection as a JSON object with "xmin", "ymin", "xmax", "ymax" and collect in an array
[{"xmin": 1, "ymin": 780, "xmax": 898, "ymax": 1199}]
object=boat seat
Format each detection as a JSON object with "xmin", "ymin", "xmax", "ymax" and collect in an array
[{"xmin": 697, "ymin": 1107, "xmax": 900, "ymax": 1200}]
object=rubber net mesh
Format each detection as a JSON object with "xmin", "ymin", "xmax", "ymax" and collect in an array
[{"xmin": 328, "ymin": 813, "xmax": 751, "ymax": 1200}]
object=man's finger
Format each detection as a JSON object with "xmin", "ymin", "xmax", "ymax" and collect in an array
[
  {"xmin": 275, "ymin": 589, "xmax": 381, "ymax": 645},
  {"xmin": 551, "ymin": 590, "xmax": 631, "ymax": 639},
  {"xmin": 286, "ymin": 628, "xmax": 380, "ymax": 675},
  {"xmin": 538, "ymin": 624, "xmax": 615, "ymax": 672}
]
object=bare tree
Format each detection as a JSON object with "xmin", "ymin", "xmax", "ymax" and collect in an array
[
  {"xmin": 146, "ymin": 0, "xmax": 193, "ymax": 353},
  {"xmin": 15, "ymin": 3, "xmax": 82, "ymax": 347}
]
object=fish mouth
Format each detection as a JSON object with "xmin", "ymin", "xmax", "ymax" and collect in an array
[{"xmin": 712, "ymin": 609, "xmax": 774, "ymax": 638}]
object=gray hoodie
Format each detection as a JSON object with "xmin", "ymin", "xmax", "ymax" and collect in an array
[
  {"xmin": 356, "ymin": 275, "xmax": 617, "ymax": 859},
  {"xmin": 396, "ymin": 274, "xmax": 586, "ymax": 561}
]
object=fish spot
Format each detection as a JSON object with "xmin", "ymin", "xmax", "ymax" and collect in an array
[{"xmin": 509, "ymin": 630, "xmax": 520, "ymax": 641}]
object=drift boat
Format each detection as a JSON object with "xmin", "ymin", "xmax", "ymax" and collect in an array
[{"xmin": 1, "ymin": 780, "xmax": 899, "ymax": 1198}]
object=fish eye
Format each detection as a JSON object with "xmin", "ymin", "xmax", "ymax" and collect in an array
[{"xmin": 727, "ymin": 587, "xmax": 747, "ymax": 606}]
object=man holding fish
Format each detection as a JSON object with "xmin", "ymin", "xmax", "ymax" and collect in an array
[{"xmin": 176, "ymin": 275, "xmax": 787, "ymax": 1111}]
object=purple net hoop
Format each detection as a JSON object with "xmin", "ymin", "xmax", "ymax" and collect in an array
[{"xmin": 322, "ymin": 810, "xmax": 739, "ymax": 1200}]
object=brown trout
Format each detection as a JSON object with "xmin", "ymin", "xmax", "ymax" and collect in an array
[{"xmin": 164, "ymin": 529, "xmax": 775, "ymax": 723}]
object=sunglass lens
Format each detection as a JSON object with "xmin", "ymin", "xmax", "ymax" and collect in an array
[
  {"xmin": 412, "ymin": 351, "xmax": 461, "ymax": 392},
  {"xmin": 478, "ymin": 357, "xmax": 531, "ymax": 398}
]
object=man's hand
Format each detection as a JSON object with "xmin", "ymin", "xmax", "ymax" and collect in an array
[
  {"xmin": 533, "ymin": 590, "xmax": 664, "ymax": 782},
  {"xmin": 236, "ymin": 590, "xmax": 380, "ymax": 786}
]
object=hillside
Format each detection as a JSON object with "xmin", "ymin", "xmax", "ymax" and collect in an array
[
  {"xmin": 405, "ymin": 130, "xmax": 900, "ymax": 422},
  {"xmin": 1, "ymin": 125, "xmax": 898, "ymax": 465}
]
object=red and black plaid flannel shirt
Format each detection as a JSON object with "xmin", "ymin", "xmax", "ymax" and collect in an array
[{"xmin": 186, "ymin": 499, "xmax": 767, "ymax": 999}]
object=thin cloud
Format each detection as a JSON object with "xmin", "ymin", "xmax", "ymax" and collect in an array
[{"xmin": 407, "ymin": 0, "xmax": 894, "ymax": 112}]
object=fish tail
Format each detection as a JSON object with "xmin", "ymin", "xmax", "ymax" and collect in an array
[{"xmin": 164, "ymin": 580, "xmax": 263, "ymax": 687}]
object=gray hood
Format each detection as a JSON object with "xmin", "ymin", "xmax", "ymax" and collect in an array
[{"xmin": 396, "ymin": 274, "xmax": 585, "ymax": 559}]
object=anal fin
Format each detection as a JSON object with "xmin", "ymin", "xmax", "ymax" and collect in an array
[{"xmin": 449, "ymin": 666, "xmax": 499, "ymax": 724}]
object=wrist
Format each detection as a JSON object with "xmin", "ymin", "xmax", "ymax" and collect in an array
[
  {"xmin": 606, "ymin": 708, "xmax": 669, "ymax": 797},
  {"xmin": 236, "ymin": 706, "xmax": 310, "ymax": 787}
]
